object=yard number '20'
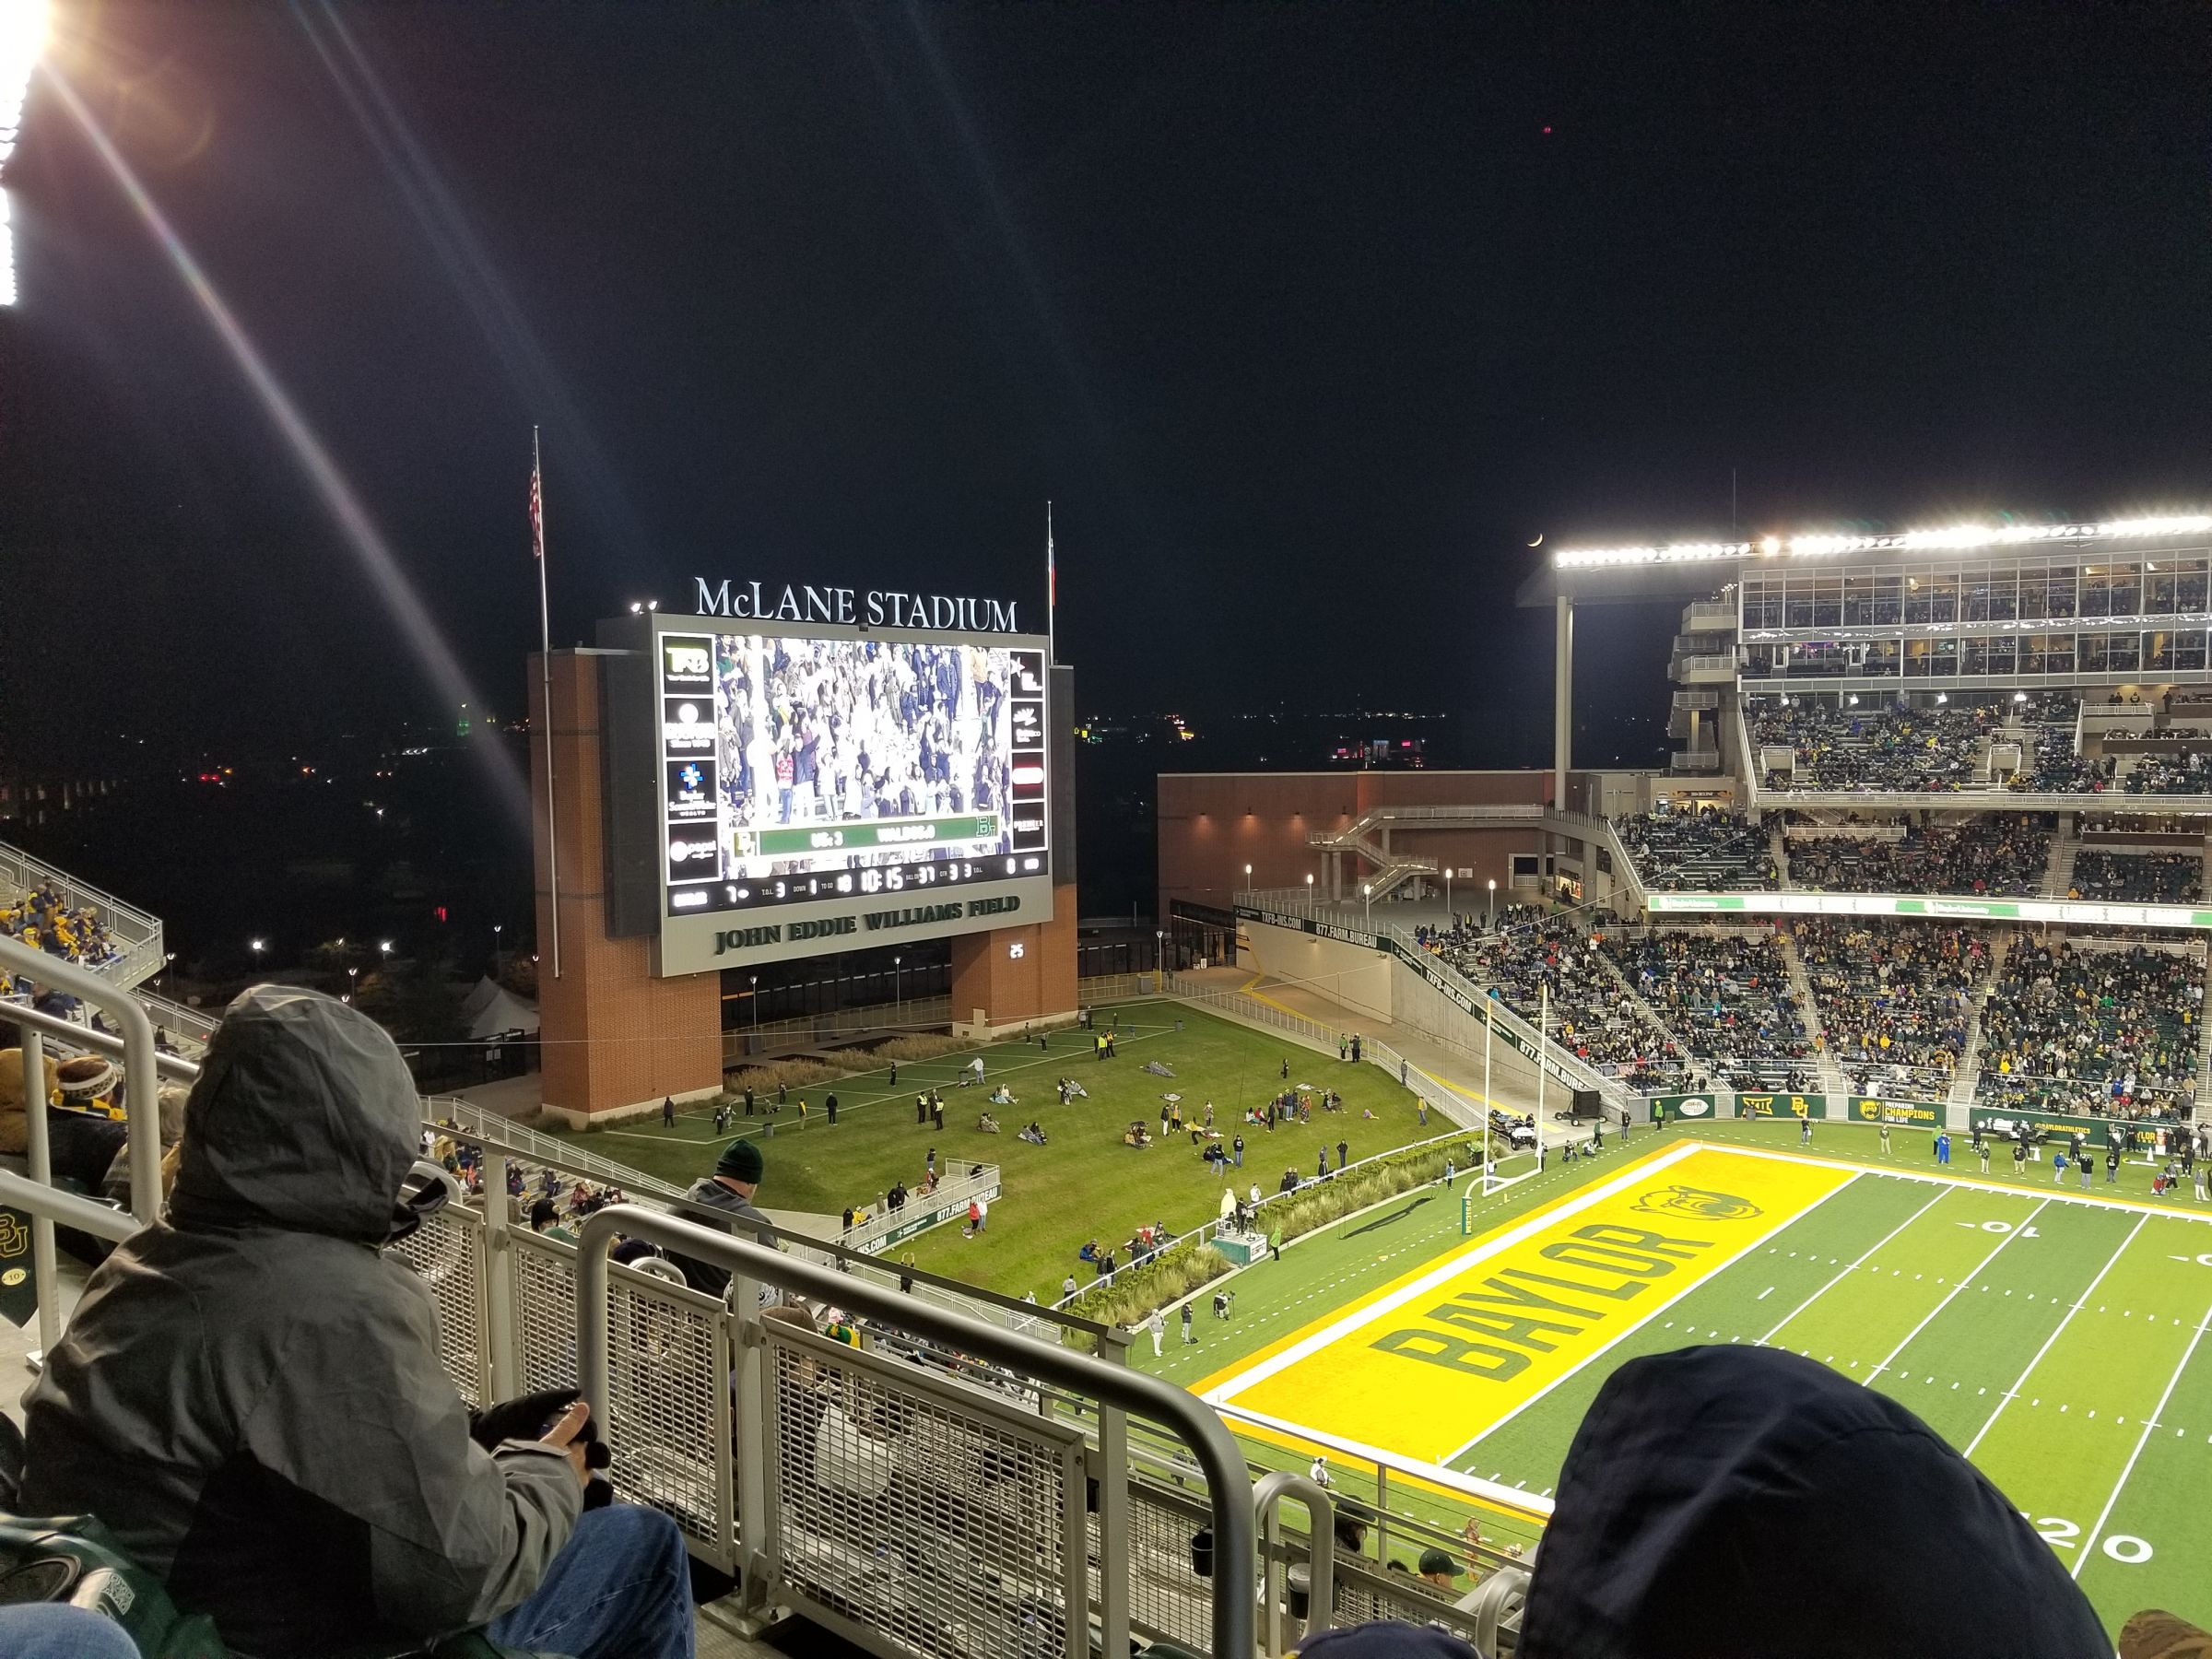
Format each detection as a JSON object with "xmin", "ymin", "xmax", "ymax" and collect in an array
[{"xmin": 2029, "ymin": 1516, "xmax": 2152, "ymax": 1564}]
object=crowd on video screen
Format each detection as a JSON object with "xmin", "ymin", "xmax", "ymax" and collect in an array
[{"xmin": 713, "ymin": 634, "xmax": 1015, "ymax": 873}]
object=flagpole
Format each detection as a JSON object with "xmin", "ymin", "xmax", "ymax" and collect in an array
[
  {"xmin": 1482, "ymin": 993, "xmax": 1492, "ymax": 1188},
  {"xmin": 1045, "ymin": 500, "xmax": 1056, "ymax": 666},
  {"xmin": 1536, "ymin": 981, "xmax": 1547, "ymax": 1172},
  {"xmin": 535, "ymin": 427, "xmax": 561, "ymax": 980}
]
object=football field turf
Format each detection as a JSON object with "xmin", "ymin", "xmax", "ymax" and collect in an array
[{"xmin": 1195, "ymin": 1138, "xmax": 2212, "ymax": 1632}]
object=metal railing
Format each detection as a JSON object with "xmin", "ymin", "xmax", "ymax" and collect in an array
[
  {"xmin": 134, "ymin": 986, "xmax": 217, "ymax": 1054},
  {"xmin": 425, "ymin": 1095, "xmax": 694, "ymax": 1201},
  {"xmin": 839, "ymin": 1160, "xmax": 1001, "ymax": 1254},
  {"xmin": 0, "ymin": 839, "xmax": 167, "ymax": 990},
  {"xmin": 575, "ymin": 1205, "xmax": 1259, "ymax": 1657},
  {"xmin": 0, "ymin": 954, "xmax": 1554, "ymax": 1656}
]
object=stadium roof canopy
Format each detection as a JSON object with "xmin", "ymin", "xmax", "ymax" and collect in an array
[{"xmin": 1515, "ymin": 512, "xmax": 2212, "ymax": 608}]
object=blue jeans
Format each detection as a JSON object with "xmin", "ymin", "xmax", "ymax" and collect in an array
[
  {"xmin": 0, "ymin": 1605, "xmax": 141, "ymax": 1659},
  {"xmin": 488, "ymin": 1503, "xmax": 695, "ymax": 1659}
]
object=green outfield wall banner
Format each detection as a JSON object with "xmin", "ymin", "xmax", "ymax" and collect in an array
[
  {"xmin": 1643, "ymin": 890, "xmax": 2212, "ymax": 932},
  {"xmin": 1845, "ymin": 1096, "xmax": 1945, "ymax": 1128},
  {"xmin": 1734, "ymin": 1091, "xmax": 1827, "ymax": 1119},
  {"xmin": 1646, "ymin": 1092, "xmax": 1723, "ymax": 1123}
]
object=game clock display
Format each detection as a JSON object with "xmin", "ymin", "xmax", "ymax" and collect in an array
[{"xmin": 659, "ymin": 628, "xmax": 1049, "ymax": 915}]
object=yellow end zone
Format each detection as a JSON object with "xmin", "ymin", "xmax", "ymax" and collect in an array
[{"xmin": 1204, "ymin": 1143, "xmax": 1855, "ymax": 1471}]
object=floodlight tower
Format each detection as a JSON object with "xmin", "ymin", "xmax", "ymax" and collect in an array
[{"xmin": 0, "ymin": 0, "xmax": 50, "ymax": 308}]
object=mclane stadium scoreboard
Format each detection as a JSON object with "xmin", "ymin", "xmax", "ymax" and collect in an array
[{"xmin": 648, "ymin": 600, "xmax": 1053, "ymax": 975}]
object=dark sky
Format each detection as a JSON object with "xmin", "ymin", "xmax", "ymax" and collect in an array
[{"xmin": 5, "ymin": 2, "xmax": 2209, "ymax": 770}]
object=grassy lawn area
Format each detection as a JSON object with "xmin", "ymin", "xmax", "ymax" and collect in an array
[{"xmin": 547, "ymin": 1000, "xmax": 1434, "ymax": 1302}]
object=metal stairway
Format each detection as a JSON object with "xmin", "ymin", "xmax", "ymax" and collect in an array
[
  {"xmin": 1777, "ymin": 929, "xmax": 1853, "ymax": 1098},
  {"xmin": 2041, "ymin": 818, "xmax": 2080, "ymax": 898},
  {"xmin": 1949, "ymin": 931, "xmax": 2013, "ymax": 1109},
  {"xmin": 1307, "ymin": 809, "xmax": 1441, "ymax": 901}
]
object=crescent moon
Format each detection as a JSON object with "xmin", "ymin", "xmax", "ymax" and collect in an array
[{"xmin": 1527, "ymin": 534, "xmax": 1545, "ymax": 547}]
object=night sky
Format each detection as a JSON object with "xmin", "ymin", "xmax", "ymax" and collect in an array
[{"xmin": 6, "ymin": 2, "xmax": 2209, "ymax": 774}]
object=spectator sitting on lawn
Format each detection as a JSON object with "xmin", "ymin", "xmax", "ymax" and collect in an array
[
  {"xmin": 988, "ymin": 1083, "xmax": 1016, "ymax": 1105},
  {"xmin": 977, "ymin": 1111, "xmax": 1001, "ymax": 1133},
  {"xmin": 1018, "ymin": 1121, "xmax": 1047, "ymax": 1145}
]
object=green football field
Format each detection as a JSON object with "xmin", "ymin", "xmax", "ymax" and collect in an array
[
  {"xmin": 545, "ymin": 1000, "xmax": 1434, "ymax": 1302},
  {"xmin": 1128, "ymin": 1121, "xmax": 2212, "ymax": 1634}
]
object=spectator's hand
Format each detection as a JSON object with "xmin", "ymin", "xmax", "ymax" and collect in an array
[{"xmin": 538, "ymin": 1398, "xmax": 593, "ymax": 1487}]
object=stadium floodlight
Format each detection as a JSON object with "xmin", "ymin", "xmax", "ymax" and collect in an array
[
  {"xmin": 249, "ymin": 938, "xmax": 265, "ymax": 956},
  {"xmin": 645, "ymin": 599, "xmax": 659, "ymax": 611},
  {"xmin": 0, "ymin": 0, "xmax": 47, "ymax": 306},
  {"xmin": 379, "ymin": 939, "xmax": 394, "ymax": 955},
  {"xmin": 1487, "ymin": 877, "xmax": 1497, "ymax": 931},
  {"xmin": 628, "ymin": 601, "xmax": 643, "ymax": 615},
  {"xmin": 1554, "ymin": 512, "xmax": 2212, "ymax": 571}
]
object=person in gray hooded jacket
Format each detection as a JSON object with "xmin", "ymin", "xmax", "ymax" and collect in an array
[{"xmin": 18, "ymin": 985, "xmax": 695, "ymax": 1659}]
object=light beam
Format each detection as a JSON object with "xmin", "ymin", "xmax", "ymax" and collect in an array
[{"xmin": 43, "ymin": 64, "xmax": 530, "ymax": 829}]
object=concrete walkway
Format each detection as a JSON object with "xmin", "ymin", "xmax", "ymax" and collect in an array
[{"xmin": 1170, "ymin": 964, "xmax": 1564, "ymax": 1127}]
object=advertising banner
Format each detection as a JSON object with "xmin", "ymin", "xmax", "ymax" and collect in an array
[
  {"xmin": 1647, "ymin": 1092, "xmax": 1723, "ymax": 1124},
  {"xmin": 1644, "ymin": 889, "xmax": 2212, "ymax": 933},
  {"xmin": 1734, "ymin": 1091, "xmax": 1826, "ymax": 1120},
  {"xmin": 1844, "ymin": 1097, "xmax": 1945, "ymax": 1128}
]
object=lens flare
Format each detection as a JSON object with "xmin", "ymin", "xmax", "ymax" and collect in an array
[{"xmin": 44, "ymin": 64, "xmax": 531, "ymax": 829}]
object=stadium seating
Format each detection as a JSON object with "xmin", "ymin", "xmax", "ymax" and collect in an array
[
  {"xmin": 2123, "ymin": 748, "xmax": 2212, "ymax": 794},
  {"xmin": 1973, "ymin": 939, "xmax": 2205, "ymax": 1120},
  {"xmin": 1749, "ymin": 696, "xmax": 2005, "ymax": 792},
  {"xmin": 1611, "ymin": 810, "xmax": 1776, "ymax": 890},
  {"xmin": 2067, "ymin": 849, "xmax": 2204, "ymax": 904},
  {"xmin": 1599, "ymin": 927, "xmax": 1815, "ymax": 1089},
  {"xmin": 1434, "ymin": 914, "xmax": 1694, "ymax": 1092},
  {"xmin": 1788, "ymin": 919, "xmax": 1983, "ymax": 1100},
  {"xmin": 1784, "ymin": 816, "xmax": 2052, "ymax": 896}
]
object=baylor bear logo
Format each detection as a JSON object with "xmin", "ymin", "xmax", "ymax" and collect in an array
[{"xmin": 1631, "ymin": 1185, "xmax": 1763, "ymax": 1221}]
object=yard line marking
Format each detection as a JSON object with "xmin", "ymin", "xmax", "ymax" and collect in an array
[
  {"xmin": 2072, "ymin": 1298, "xmax": 2212, "ymax": 1579},
  {"xmin": 1865, "ymin": 1200, "xmax": 2055, "ymax": 1384},
  {"xmin": 1759, "ymin": 1183, "xmax": 1953, "ymax": 1347},
  {"xmin": 1963, "ymin": 1213, "xmax": 2147, "ymax": 1459},
  {"xmin": 1757, "ymin": 1285, "xmax": 1774, "ymax": 1300}
]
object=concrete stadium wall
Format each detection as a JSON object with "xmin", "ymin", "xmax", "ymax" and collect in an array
[
  {"xmin": 1237, "ymin": 918, "xmax": 1393, "ymax": 1023},
  {"xmin": 1386, "ymin": 955, "xmax": 1549, "ymax": 1112}
]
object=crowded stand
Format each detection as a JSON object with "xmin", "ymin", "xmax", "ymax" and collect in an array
[
  {"xmin": 1600, "ymin": 926, "xmax": 1815, "ymax": 1089},
  {"xmin": 2067, "ymin": 849, "xmax": 2205, "ymax": 904},
  {"xmin": 1973, "ymin": 938, "xmax": 2206, "ymax": 1121},
  {"xmin": 1789, "ymin": 919, "xmax": 1983, "ymax": 1099},
  {"xmin": 1432, "ymin": 912, "xmax": 1692, "ymax": 1091},
  {"xmin": 2019, "ymin": 705, "xmax": 2105, "ymax": 792},
  {"xmin": 1611, "ymin": 808, "xmax": 1777, "ymax": 889},
  {"xmin": 1749, "ymin": 695, "xmax": 2002, "ymax": 792},
  {"xmin": 1784, "ymin": 815, "xmax": 2052, "ymax": 896},
  {"xmin": 2123, "ymin": 747, "xmax": 2212, "ymax": 794},
  {"xmin": 0, "ymin": 883, "xmax": 121, "ymax": 972}
]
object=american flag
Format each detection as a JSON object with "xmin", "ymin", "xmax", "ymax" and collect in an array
[{"xmin": 528, "ymin": 454, "xmax": 545, "ymax": 560}]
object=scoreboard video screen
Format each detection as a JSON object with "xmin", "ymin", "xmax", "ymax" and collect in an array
[{"xmin": 651, "ymin": 613, "xmax": 1053, "ymax": 972}]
